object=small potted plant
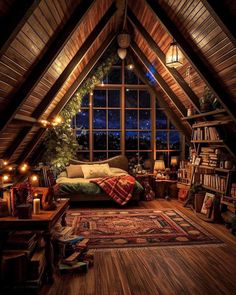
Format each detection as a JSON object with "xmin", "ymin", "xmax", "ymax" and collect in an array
[{"xmin": 199, "ymin": 86, "xmax": 215, "ymax": 112}]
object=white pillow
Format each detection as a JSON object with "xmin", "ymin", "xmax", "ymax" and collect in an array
[
  {"xmin": 81, "ymin": 164, "xmax": 111, "ymax": 179},
  {"xmin": 57, "ymin": 171, "xmax": 67, "ymax": 178},
  {"xmin": 110, "ymin": 167, "xmax": 128, "ymax": 176}
]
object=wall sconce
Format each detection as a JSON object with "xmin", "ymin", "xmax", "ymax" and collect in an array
[{"xmin": 166, "ymin": 39, "xmax": 184, "ymax": 68}]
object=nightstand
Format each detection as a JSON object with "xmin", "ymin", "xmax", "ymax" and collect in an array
[
  {"xmin": 132, "ymin": 173, "xmax": 155, "ymax": 201},
  {"xmin": 155, "ymin": 179, "xmax": 177, "ymax": 200}
]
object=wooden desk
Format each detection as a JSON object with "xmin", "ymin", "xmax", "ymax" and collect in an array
[
  {"xmin": 155, "ymin": 179, "xmax": 177, "ymax": 199},
  {"xmin": 0, "ymin": 198, "xmax": 69, "ymax": 283}
]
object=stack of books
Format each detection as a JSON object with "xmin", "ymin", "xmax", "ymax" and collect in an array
[
  {"xmin": 199, "ymin": 147, "xmax": 220, "ymax": 167},
  {"xmin": 231, "ymin": 183, "xmax": 236, "ymax": 198}
]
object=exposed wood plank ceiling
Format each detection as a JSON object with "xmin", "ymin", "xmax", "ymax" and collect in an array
[{"xmin": 0, "ymin": 0, "xmax": 235, "ymax": 164}]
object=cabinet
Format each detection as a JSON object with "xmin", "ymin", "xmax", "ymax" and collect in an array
[{"xmin": 183, "ymin": 110, "xmax": 236, "ymax": 222}]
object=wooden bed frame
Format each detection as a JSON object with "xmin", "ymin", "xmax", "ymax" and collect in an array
[{"xmin": 58, "ymin": 155, "xmax": 141, "ymax": 203}]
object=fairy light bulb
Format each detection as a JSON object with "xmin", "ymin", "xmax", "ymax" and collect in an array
[
  {"xmin": 31, "ymin": 174, "xmax": 38, "ymax": 182},
  {"xmin": 2, "ymin": 174, "xmax": 9, "ymax": 181}
]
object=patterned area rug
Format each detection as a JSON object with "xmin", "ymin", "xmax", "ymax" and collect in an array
[{"xmin": 66, "ymin": 209, "xmax": 222, "ymax": 249}]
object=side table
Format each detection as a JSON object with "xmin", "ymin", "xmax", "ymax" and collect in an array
[
  {"xmin": 133, "ymin": 173, "xmax": 155, "ymax": 200},
  {"xmin": 155, "ymin": 179, "xmax": 177, "ymax": 200}
]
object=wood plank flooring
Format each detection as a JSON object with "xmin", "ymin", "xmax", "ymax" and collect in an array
[{"xmin": 40, "ymin": 199, "xmax": 236, "ymax": 295}]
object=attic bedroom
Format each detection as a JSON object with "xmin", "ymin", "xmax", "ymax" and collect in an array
[{"xmin": 0, "ymin": 0, "xmax": 235, "ymax": 294}]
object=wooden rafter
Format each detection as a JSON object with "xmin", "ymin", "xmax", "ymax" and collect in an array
[
  {"xmin": 0, "ymin": 0, "xmax": 41, "ymax": 59},
  {"xmin": 131, "ymin": 41, "xmax": 187, "ymax": 117},
  {"xmin": 50, "ymin": 34, "xmax": 116, "ymax": 119},
  {"xmin": 15, "ymin": 34, "xmax": 116, "ymax": 164},
  {"xmin": 32, "ymin": 3, "xmax": 117, "ymax": 119},
  {"xmin": 201, "ymin": 0, "xmax": 236, "ymax": 47},
  {"xmin": 145, "ymin": 0, "xmax": 236, "ymax": 124},
  {"xmin": 127, "ymin": 8, "xmax": 201, "ymax": 113},
  {"xmin": 128, "ymin": 49, "xmax": 190, "ymax": 138},
  {"xmin": 0, "ymin": 0, "xmax": 95, "ymax": 135}
]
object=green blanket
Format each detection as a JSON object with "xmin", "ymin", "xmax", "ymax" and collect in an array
[{"xmin": 55, "ymin": 180, "xmax": 143, "ymax": 196}]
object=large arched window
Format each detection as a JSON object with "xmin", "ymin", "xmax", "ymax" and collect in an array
[{"xmin": 71, "ymin": 60, "xmax": 182, "ymax": 167}]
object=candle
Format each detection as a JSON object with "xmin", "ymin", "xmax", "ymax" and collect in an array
[{"xmin": 33, "ymin": 198, "xmax": 40, "ymax": 214}]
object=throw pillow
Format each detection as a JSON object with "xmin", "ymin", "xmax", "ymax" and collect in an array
[
  {"xmin": 81, "ymin": 163, "xmax": 111, "ymax": 179},
  {"xmin": 66, "ymin": 164, "xmax": 84, "ymax": 178}
]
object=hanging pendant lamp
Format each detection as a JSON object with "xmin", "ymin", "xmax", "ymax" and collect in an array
[{"xmin": 165, "ymin": 40, "xmax": 184, "ymax": 68}]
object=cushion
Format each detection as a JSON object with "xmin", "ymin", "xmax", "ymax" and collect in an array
[
  {"xmin": 81, "ymin": 164, "xmax": 111, "ymax": 179},
  {"xmin": 57, "ymin": 171, "xmax": 67, "ymax": 178},
  {"xmin": 66, "ymin": 164, "xmax": 84, "ymax": 178}
]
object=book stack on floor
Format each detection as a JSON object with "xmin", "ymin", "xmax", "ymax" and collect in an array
[
  {"xmin": 0, "ymin": 231, "xmax": 45, "ymax": 289},
  {"xmin": 54, "ymin": 226, "xmax": 94, "ymax": 275}
]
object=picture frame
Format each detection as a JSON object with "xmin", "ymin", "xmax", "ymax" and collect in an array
[
  {"xmin": 200, "ymin": 192, "xmax": 215, "ymax": 215},
  {"xmin": 194, "ymin": 157, "xmax": 201, "ymax": 166}
]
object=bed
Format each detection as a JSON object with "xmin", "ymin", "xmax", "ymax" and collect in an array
[{"xmin": 54, "ymin": 155, "xmax": 143, "ymax": 204}]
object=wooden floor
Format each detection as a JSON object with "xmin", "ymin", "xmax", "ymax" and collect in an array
[{"xmin": 40, "ymin": 199, "xmax": 236, "ymax": 295}]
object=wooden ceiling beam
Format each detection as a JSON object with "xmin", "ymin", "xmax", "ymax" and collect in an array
[
  {"xmin": 128, "ymin": 49, "xmax": 190, "ymax": 138},
  {"xmin": 127, "ymin": 9, "xmax": 201, "ymax": 113},
  {"xmin": 32, "ymin": 3, "xmax": 117, "ymax": 119},
  {"xmin": 0, "ymin": 0, "xmax": 95, "ymax": 135},
  {"xmin": 0, "ymin": 0, "xmax": 41, "ymax": 59},
  {"xmin": 145, "ymin": 0, "xmax": 236, "ymax": 123},
  {"xmin": 15, "ymin": 34, "xmax": 116, "ymax": 164},
  {"xmin": 131, "ymin": 41, "xmax": 187, "ymax": 117},
  {"xmin": 202, "ymin": 0, "xmax": 236, "ymax": 47},
  {"xmin": 50, "ymin": 34, "xmax": 116, "ymax": 119}
]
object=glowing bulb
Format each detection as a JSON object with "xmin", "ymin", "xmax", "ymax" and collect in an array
[
  {"xmin": 3, "ymin": 160, "xmax": 8, "ymax": 166},
  {"xmin": 20, "ymin": 163, "xmax": 28, "ymax": 172},
  {"xmin": 127, "ymin": 64, "xmax": 134, "ymax": 70},
  {"xmin": 2, "ymin": 175, "xmax": 9, "ymax": 181},
  {"xmin": 8, "ymin": 166, "xmax": 13, "ymax": 171},
  {"xmin": 53, "ymin": 116, "xmax": 62, "ymax": 124},
  {"xmin": 31, "ymin": 174, "xmax": 38, "ymax": 182},
  {"xmin": 78, "ymin": 109, "xmax": 81, "ymax": 113},
  {"xmin": 101, "ymin": 80, "xmax": 104, "ymax": 86}
]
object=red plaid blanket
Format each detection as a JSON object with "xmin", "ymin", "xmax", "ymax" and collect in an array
[{"xmin": 90, "ymin": 175, "xmax": 136, "ymax": 205}]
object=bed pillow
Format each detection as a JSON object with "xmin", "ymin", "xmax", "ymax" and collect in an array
[
  {"xmin": 66, "ymin": 164, "xmax": 84, "ymax": 178},
  {"xmin": 57, "ymin": 171, "xmax": 67, "ymax": 178},
  {"xmin": 81, "ymin": 163, "xmax": 111, "ymax": 179}
]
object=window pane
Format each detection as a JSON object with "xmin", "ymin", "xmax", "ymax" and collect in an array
[
  {"xmin": 139, "ymin": 91, "xmax": 150, "ymax": 108},
  {"xmin": 139, "ymin": 131, "xmax": 151, "ymax": 150},
  {"xmin": 156, "ymin": 131, "xmax": 168, "ymax": 149},
  {"xmin": 93, "ymin": 152, "xmax": 107, "ymax": 161},
  {"xmin": 76, "ymin": 110, "xmax": 89, "ymax": 129},
  {"xmin": 93, "ymin": 131, "xmax": 107, "ymax": 150},
  {"xmin": 93, "ymin": 90, "xmax": 106, "ymax": 107},
  {"xmin": 125, "ymin": 69, "xmax": 138, "ymax": 84},
  {"xmin": 170, "ymin": 131, "xmax": 180, "ymax": 150},
  {"xmin": 108, "ymin": 110, "xmax": 120, "ymax": 129},
  {"xmin": 108, "ymin": 131, "xmax": 120, "ymax": 150},
  {"xmin": 81, "ymin": 93, "xmax": 89, "ymax": 107},
  {"xmin": 170, "ymin": 120, "xmax": 176, "ymax": 130},
  {"xmin": 139, "ymin": 152, "xmax": 151, "ymax": 163},
  {"xmin": 126, "ymin": 131, "xmax": 138, "ymax": 150},
  {"xmin": 76, "ymin": 152, "xmax": 90, "ymax": 161},
  {"xmin": 108, "ymin": 68, "xmax": 121, "ymax": 84},
  {"xmin": 125, "ymin": 90, "xmax": 137, "ymax": 107},
  {"xmin": 108, "ymin": 90, "xmax": 120, "ymax": 107},
  {"xmin": 71, "ymin": 117, "xmax": 76, "ymax": 128},
  {"xmin": 108, "ymin": 152, "xmax": 121, "ymax": 158},
  {"xmin": 139, "ymin": 110, "xmax": 151, "ymax": 130},
  {"xmin": 93, "ymin": 109, "xmax": 106, "ymax": 129},
  {"xmin": 156, "ymin": 110, "xmax": 167, "ymax": 129},
  {"xmin": 76, "ymin": 130, "xmax": 89, "ymax": 150},
  {"xmin": 125, "ymin": 110, "xmax": 137, "ymax": 129}
]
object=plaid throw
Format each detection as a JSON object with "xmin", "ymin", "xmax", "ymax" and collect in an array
[{"xmin": 90, "ymin": 175, "xmax": 136, "ymax": 205}]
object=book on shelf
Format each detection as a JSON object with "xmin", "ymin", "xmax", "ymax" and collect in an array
[{"xmin": 192, "ymin": 126, "xmax": 220, "ymax": 141}]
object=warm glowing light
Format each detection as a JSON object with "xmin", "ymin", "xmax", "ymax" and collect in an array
[
  {"xmin": 8, "ymin": 166, "xmax": 13, "ymax": 171},
  {"xmin": 20, "ymin": 163, "xmax": 28, "ymax": 172},
  {"xmin": 78, "ymin": 109, "xmax": 81, "ymax": 113},
  {"xmin": 31, "ymin": 174, "xmax": 38, "ymax": 182},
  {"xmin": 127, "ymin": 64, "xmax": 134, "ymax": 70},
  {"xmin": 166, "ymin": 40, "xmax": 184, "ymax": 68},
  {"xmin": 3, "ymin": 160, "xmax": 8, "ymax": 166},
  {"xmin": 53, "ymin": 116, "xmax": 63, "ymax": 125},
  {"xmin": 2, "ymin": 174, "xmax": 9, "ymax": 181},
  {"xmin": 101, "ymin": 80, "xmax": 104, "ymax": 86},
  {"xmin": 40, "ymin": 119, "xmax": 49, "ymax": 127}
]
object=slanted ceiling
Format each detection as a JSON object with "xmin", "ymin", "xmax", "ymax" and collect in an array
[{"xmin": 0, "ymin": 0, "xmax": 235, "ymax": 164}]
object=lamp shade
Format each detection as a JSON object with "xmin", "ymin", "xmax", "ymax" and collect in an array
[
  {"xmin": 166, "ymin": 41, "xmax": 184, "ymax": 68},
  {"xmin": 117, "ymin": 48, "xmax": 127, "ymax": 59},
  {"xmin": 154, "ymin": 160, "xmax": 165, "ymax": 171},
  {"xmin": 170, "ymin": 156, "xmax": 178, "ymax": 166}
]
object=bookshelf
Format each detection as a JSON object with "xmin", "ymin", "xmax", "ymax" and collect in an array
[{"xmin": 186, "ymin": 113, "xmax": 236, "ymax": 223}]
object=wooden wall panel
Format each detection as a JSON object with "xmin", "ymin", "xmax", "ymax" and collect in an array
[
  {"xmin": 155, "ymin": 0, "xmax": 236, "ymax": 102},
  {"xmin": 18, "ymin": 0, "xmax": 112, "ymax": 117}
]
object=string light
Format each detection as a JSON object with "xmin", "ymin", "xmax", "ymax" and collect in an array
[{"xmin": 2, "ymin": 174, "xmax": 9, "ymax": 181}]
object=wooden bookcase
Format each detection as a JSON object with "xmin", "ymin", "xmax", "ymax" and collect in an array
[{"xmin": 183, "ymin": 109, "xmax": 236, "ymax": 222}]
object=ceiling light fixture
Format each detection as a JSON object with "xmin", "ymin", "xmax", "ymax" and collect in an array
[
  {"xmin": 166, "ymin": 39, "xmax": 184, "ymax": 68},
  {"xmin": 117, "ymin": 0, "xmax": 130, "ymax": 60}
]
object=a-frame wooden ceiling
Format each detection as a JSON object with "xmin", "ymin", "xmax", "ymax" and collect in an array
[{"xmin": 0, "ymin": 0, "xmax": 235, "ymax": 164}]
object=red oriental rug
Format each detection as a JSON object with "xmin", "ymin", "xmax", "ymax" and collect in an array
[{"xmin": 66, "ymin": 209, "xmax": 222, "ymax": 249}]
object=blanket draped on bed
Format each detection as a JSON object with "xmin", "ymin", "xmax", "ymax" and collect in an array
[{"xmin": 90, "ymin": 175, "xmax": 135, "ymax": 205}]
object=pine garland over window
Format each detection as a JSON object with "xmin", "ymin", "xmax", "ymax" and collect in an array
[{"xmin": 42, "ymin": 51, "xmax": 118, "ymax": 172}]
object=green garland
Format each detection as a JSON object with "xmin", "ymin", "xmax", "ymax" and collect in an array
[{"xmin": 42, "ymin": 52, "xmax": 118, "ymax": 172}]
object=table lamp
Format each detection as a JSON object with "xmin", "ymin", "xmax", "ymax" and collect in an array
[
  {"xmin": 154, "ymin": 160, "xmax": 165, "ymax": 179},
  {"xmin": 170, "ymin": 156, "xmax": 179, "ymax": 179}
]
